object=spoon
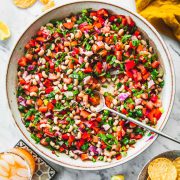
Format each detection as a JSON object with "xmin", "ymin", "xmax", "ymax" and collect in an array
[{"xmin": 89, "ymin": 91, "xmax": 180, "ymax": 144}]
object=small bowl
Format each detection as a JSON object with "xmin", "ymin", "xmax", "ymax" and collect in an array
[
  {"xmin": 138, "ymin": 150, "xmax": 180, "ymax": 180},
  {"xmin": 6, "ymin": 0, "xmax": 175, "ymax": 170}
]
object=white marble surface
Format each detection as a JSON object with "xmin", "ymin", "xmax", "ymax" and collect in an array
[{"xmin": 0, "ymin": 0, "xmax": 180, "ymax": 179}]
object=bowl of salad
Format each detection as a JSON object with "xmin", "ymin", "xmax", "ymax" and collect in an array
[{"xmin": 6, "ymin": 1, "xmax": 175, "ymax": 170}]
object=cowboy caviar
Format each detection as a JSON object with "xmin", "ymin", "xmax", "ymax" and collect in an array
[{"xmin": 17, "ymin": 9, "xmax": 164, "ymax": 162}]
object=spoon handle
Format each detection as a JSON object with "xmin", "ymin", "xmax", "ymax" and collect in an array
[{"xmin": 105, "ymin": 107, "xmax": 180, "ymax": 144}]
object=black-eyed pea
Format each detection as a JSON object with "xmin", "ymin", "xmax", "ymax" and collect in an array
[
  {"xmin": 38, "ymin": 49, "xmax": 44, "ymax": 56},
  {"xmin": 66, "ymin": 69, "xmax": 73, "ymax": 75}
]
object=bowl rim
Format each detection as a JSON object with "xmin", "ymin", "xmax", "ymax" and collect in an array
[{"xmin": 6, "ymin": 0, "xmax": 175, "ymax": 170}]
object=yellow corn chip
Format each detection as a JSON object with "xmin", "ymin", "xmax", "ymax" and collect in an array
[
  {"xmin": 148, "ymin": 158, "xmax": 177, "ymax": 180},
  {"xmin": 0, "ymin": 21, "xmax": 11, "ymax": 40},
  {"xmin": 13, "ymin": 0, "xmax": 37, "ymax": 8},
  {"xmin": 173, "ymin": 157, "xmax": 180, "ymax": 180},
  {"xmin": 42, "ymin": 0, "xmax": 55, "ymax": 12},
  {"xmin": 39, "ymin": 0, "xmax": 49, "ymax": 4}
]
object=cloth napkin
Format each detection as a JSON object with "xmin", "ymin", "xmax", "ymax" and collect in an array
[{"xmin": 135, "ymin": 0, "xmax": 180, "ymax": 41}]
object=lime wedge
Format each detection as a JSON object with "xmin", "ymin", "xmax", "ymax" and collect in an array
[
  {"xmin": 0, "ymin": 21, "xmax": 11, "ymax": 40},
  {"xmin": 111, "ymin": 175, "xmax": 125, "ymax": 180}
]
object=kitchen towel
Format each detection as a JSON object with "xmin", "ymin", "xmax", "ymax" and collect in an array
[{"xmin": 135, "ymin": 0, "xmax": 180, "ymax": 41}]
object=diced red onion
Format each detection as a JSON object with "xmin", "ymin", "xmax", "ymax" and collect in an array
[
  {"xmin": 102, "ymin": 62, "xmax": 107, "ymax": 71},
  {"xmin": 96, "ymin": 41, "xmax": 104, "ymax": 47},
  {"xmin": 55, "ymin": 131, "xmax": 61, "ymax": 137},
  {"xmin": 148, "ymin": 80, "xmax": 155, "ymax": 89},
  {"xmin": 18, "ymin": 96, "xmax": 27, "ymax": 107},
  {"xmin": 102, "ymin": 124, "xmax": 110, "ymax": 131},
  {"xmin": 22, "ymin": 71, "xmax": 28, "ymax": 79},
  {"xmin": 83, "ymin": 76, "xmax": 92, "ymax": 84},
  {"xmin": 94, "ymin": 27, "xmax": 101, "ymax": 34},
  {"xmin": 96, "ymin": 148, "xmax": 102, "ymax": 155},
  {"xmin": 118, "ymin": 92, "xmax": 130, "ymax": 102},
  {"xmin": 88, "ymin": 145, "xmax": 98, "ymax": 154},
  {"xmin": 79, "ymin": 22, "xmax": 88, "ymax": 29},
  {"xmin": 45, "ymin": 112, "xmax": 52, "ymax": 118},
  {"xmin": 135, "ymin": 98, "xmax": 142, "ymax": 105},
  {"xmin": 27, "ymin": 65, "xmax": 35, "ymax": 71},
  {"xmin": 73, "ymin": 150, "xmax": 83, "ymax": 154},
  {"xmin": 78, "ymin": 56, "xmax": 84, "ymax": 64},
  {"xmin": 84, "ymin": 51, "xmax": 93, "ymax": 57}
]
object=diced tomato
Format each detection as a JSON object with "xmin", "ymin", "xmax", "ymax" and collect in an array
[
  {"xmin": 137, "ymin": 64, "xmax": 147, "ymax": 75},
  {"xmin": 94, "ymin": 22, "xmax": 102, "ymax": 28},
  {"xmin": 92, "ymin": 136, "xmax": 99, "ymax": 143},
  {"xmin": 116, "ymin": 154, "xmax": 122, "ymax": 160},
  {"xmin": 119, "ymin": 15, "xmax": 127, "ymax": 25},
  {"xmin": 44, "ymin": 79, "xmax": 52, "ymax": 88},
  {"xmin": 95, "ymin": 62, "xmax": 103, "ymax": 74},
  {"xmin": 132, "ymin": 69, "xmax": 142, "ymax": 82},
  {"xmin": 125, "ymin": 60, "xmax": 136, "ymax": 71},
  {"xmin": 84, "ymin": 66, "xmax": 93, "ymax": 73},
  {"xmin": 81, "ymin": 154, "xmax": 89, "ymax": 161},
  {"xmin": 18, "ymin": 57, "xmax": 27, "ymax": 67},
  {"xmin": 115, "ymin": 51, "xmax": 122, "ymax": 60},
  {"xmin": 96, "ymin": 114, "xmax": 102, "ymax": 122},
  {"xmin": 45, "ymin": 87, "xmax": 53, "ymax": 94},
  {"xmin": 80, "ymin": 110, "xmax": 90, "ymax": 119},
  {"xmin": 40, "ymin": 139, "xmax": 49, "ymax": 146},
  {"xmin": 105, "ymin": 96, "xmax": 113, "ymax": 108},
  {"xmin": 101, "ymin": 141, "xmax": 107, "ymax": 149},
  {"xmin": 82, "ymin": 132, "xmax": 90, "ymax": 140},
  {"xmin": 151, "ymin": 94, "xmax": 158, "ymax": 102},
  {"xmin": 90, "ymin": 11, "xmax": 97, "ymax": 17},
  {"xmin": 68, "ymin": 135, "xmax": 75, "ymax": 146},
  {"xmin": 119, "ymin": 120, "xmax": 125, "ymax": 127},
  {"xmin": 29, "ymin": 86, "xmax": 38, "ymax": 93},
  {"xmin": 89, "ymin": 95, "xmax": 100, "ymax": 106},
  {"xmin": 37, "ymin": 99, "xmax": 43, "ymax": 106},
  {"xmin": 36, "ymin": 37, "xmax": 45, "ymax": 42},
  {"xmin": 136, "ymin": 45, "xmax": 143, "ymax": 53},
  {"xmin": 62, "ymin": 134, "xmax": 69, "ymax": 140},
  {"xmin": 143, "ymin": 72, "xmax": 150, "ymax": 80},
  {"xmin": 76, "ymin": 139, "xmax": 85, "ymax": 149},
  {"xmin": 154, "ymin": 108, "xmax": 162, "ymax": 120},
  {"xmin": 44, "ymin": 128, "xmax": 54, "ymax": 137},
  {"xmin": 52, "ymin": 32, "xmax": 60, "ymax": 38},
  {"xmin": 36, "ymin": 133, "xmax": 43, "ymax": 139},
  {"xmin": 49, "ymin": 60, "xmax": 55, "ymax": 69},
  {"xmin": 129, "ymin": 122, "xmax": 137, "ymax": 128},
  {"xmin": 39, "ymin": 106, "xmax": 48, "ymax": 113},
  {"xmin": 47, "ymin": 102, "xmax": 54, "ymax": 110},
  {"xmin": 63, "ymin": 22, "xmax": 74, "ymax": 29},
  {"xmin": 134, "ymin": 30, "xmax": 140, "ymax": 37},
  {"xmin": 121, "ymin": 108, "xmax": 128, "ymax": 115},
  {"xmin": 126, "ymin": 70, "xmax": 133, "ymax": 78},
  {"xmin": 19, "ymin": 78, "xmax": 26, "ymax": 85},
  {"xmin": 59, "ymin": 147, "xmax": 65, "ymax": 152},
  {"xmin": 152, "ymin": 61, "xmax": 160, "ymax": 68},
  {"xmin": 109, "ymin": 15, "xmax": 117, "ymax": 22},
  {"xmin": 147, "ymin": 109, "xmax": 157, "ymax": 124},
  {"xmin": 63, "ymin": 77, "xmax": 72, "ymax": 84},
  {"xmin": 146, "ymin": 101, "xmax": 154, "ymax": 110},
  {"xmin": 135, "ymin": 134, "xmax": 143, "ymax": 140},
  {"xmin": 129, "ymin": 41, "xmax": 136, "ymax": 49},
  {"xmin": 97, "ymin": 8, "xmax": 109, "ymax": 17},
  {"xmin": 92, "ymin": 44, "xmax": 100, "ymax": 53},
  {"xmin": 126, "ymin": 16, "xmax": 135, "ymax": 27}
]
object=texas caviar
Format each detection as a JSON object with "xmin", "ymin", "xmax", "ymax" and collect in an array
[{"xmin": 17, "ymin": 9, "xmax": 164, "ymax": 162}]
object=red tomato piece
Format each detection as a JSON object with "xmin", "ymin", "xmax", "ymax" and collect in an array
[{"xmin": 125, "ymin": 60, "xmax": 136, "ymax": 71}]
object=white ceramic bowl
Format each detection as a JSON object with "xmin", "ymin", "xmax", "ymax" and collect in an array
[{"xmin": 6, "ymin": 1, "xmax": 175, "ymax": 170}]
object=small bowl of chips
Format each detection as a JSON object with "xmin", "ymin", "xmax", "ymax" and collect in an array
[{"xmin": 138, "ymin": 150, "xmax": 180, "ymax": 180}]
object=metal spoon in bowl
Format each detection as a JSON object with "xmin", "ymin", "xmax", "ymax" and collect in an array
[{"xmin": 89, "ymin": 91, "xmax": 180, "ymax": 144}]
